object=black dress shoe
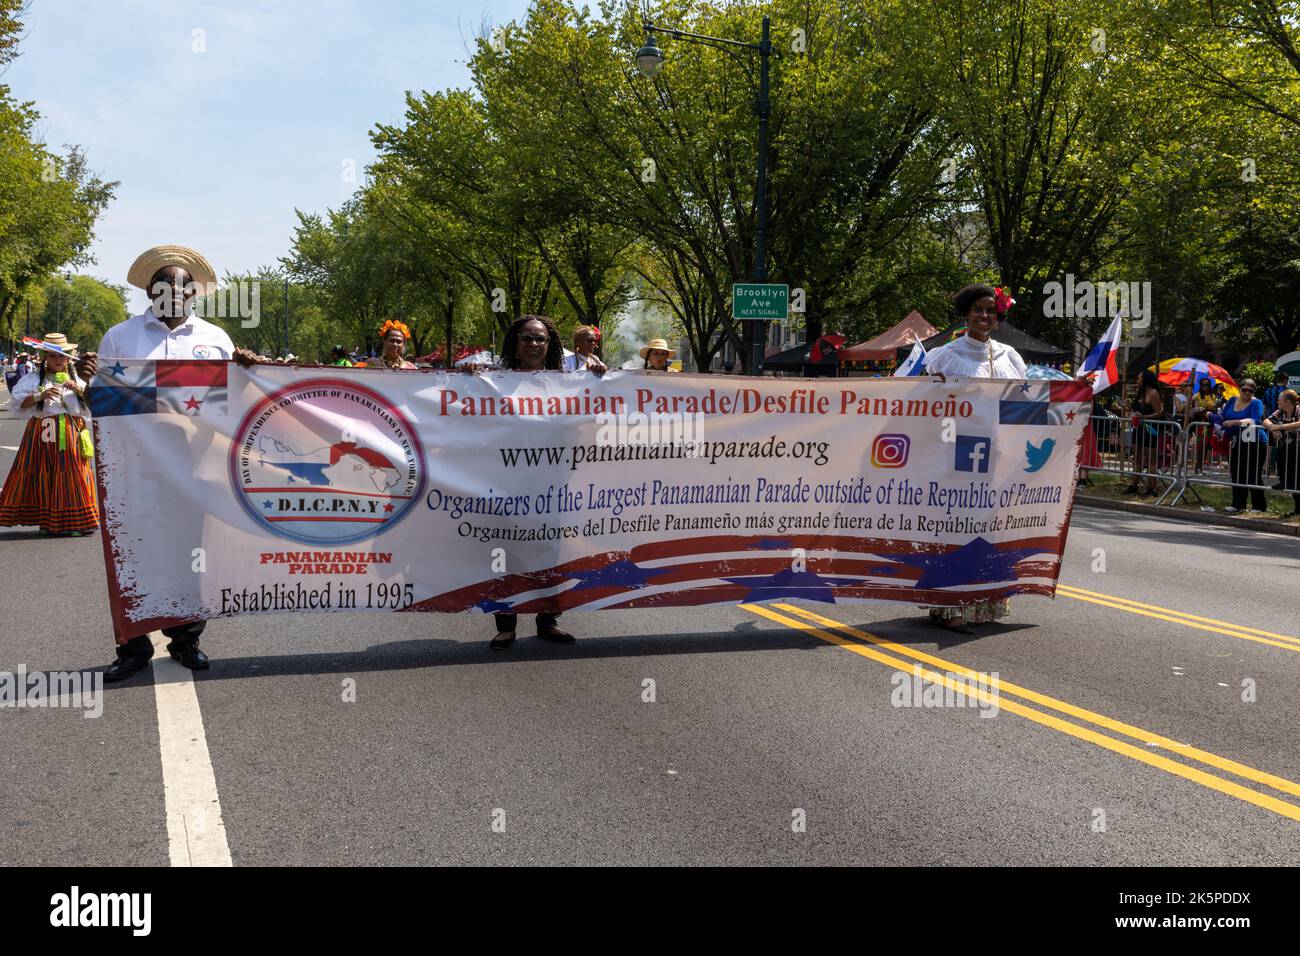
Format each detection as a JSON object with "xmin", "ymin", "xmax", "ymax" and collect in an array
[
  {"xmin": 536, "ymin": 629, "xmax": 575, "ymax": 644},
  {"xmin": 104, "ymin": 654, "xmax": 151, "ymax": 682},
  {"xmin": 168, "ymin": 644, "xmax": 210, "ymax": 670}
]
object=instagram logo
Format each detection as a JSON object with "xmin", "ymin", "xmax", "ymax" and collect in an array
[{"xmin": 871, "ymin": 433, "xmax": 910, "ymax": 468}]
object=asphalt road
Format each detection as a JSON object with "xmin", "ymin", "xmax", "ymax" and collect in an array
[{"xmin": 2, "ymin": 398, "xmax": 1299, "ymax": 866}]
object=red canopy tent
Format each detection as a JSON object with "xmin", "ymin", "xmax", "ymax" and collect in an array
[
  {"xmin": 416, "ymin": 344, "xmax": 484, "ymax": 366},
  {"xmin": 837, "ymin": 310, "xmax": 938, "ymax": 363}
]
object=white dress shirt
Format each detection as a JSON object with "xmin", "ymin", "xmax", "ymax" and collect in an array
[
  {"xmin": 562, "ymin": 350, "xmax": 599, "ymax": 371},
  {"xmin": 98, "ymin": 307, "xmax": 235, "ymax": 361},
  {"xmin": 924, "ymin": 332, "xmax": 1027, "ymax": 380}
]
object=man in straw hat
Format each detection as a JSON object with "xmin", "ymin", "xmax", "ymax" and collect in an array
[
  {"xmin": 77, "ymin": 244, "xmax": 264, "ymax": 681},
  {"xmin": 639, "ymin": 337, "xmax": 679, "ymax": 372}
]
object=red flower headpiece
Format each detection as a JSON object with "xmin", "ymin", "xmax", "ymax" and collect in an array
[
  {"xmin": 379, "ymin": 319, "xmax": 411, "ymax": 340},
  {"xmin": 994, "ymin": 287, "xmax": 1016, "ymax": 314}
]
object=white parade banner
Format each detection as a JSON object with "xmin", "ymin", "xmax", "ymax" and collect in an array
[{"xmin": 87, "ymin": 362, "xmax": 1091, "ymax": 639}]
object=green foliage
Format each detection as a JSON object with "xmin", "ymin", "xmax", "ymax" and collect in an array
[
  {"xmin": 33, "ymin": 274, "xmax": 128, "ymax": 349},
  {"xmin": 1241, "ymin": 360, "xmax": 1274, "ymax": 383},
  {"xmin": 277, "ymin": 0, "xmax": 1300, "ymax": 367}
]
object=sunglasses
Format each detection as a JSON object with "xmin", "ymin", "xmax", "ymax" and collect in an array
[{"xmin": 520, "ymin": 334, "xmax": 548, "ymax": 345}]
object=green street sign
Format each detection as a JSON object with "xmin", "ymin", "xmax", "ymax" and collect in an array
[{"xmin": 732, "ymin": 283, "xmax": 788, "ymax": 321}]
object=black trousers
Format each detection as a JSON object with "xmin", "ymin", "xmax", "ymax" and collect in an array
[
  {"xmin": 494, "ymin": 612, "xmax": 560, "ymax": 633},
  {"xmin": 117, "ymin": 620, "xmax": 205, "ymax": 659},
  {"xmin": 1229, "ymin": 438, "xmax": 1268, "ymax": 511}
]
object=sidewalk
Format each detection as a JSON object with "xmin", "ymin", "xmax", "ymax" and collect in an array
[{"xmin": 1076, "ymin": 493, "xmax": 1300, "ymax": 538}]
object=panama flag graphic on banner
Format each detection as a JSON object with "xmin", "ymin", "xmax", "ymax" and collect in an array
[
  {"xmin": 998, "ymin": 380, "xmax": 1093, "ymax": 425},
  {"xmin": 87, "ymin": 359, "xmax": 228, "ymax": 417}
]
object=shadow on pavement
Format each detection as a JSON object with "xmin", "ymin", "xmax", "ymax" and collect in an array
[{"xmin": 90, "ymin": 624, "xmax": 825, "ymax": 689}]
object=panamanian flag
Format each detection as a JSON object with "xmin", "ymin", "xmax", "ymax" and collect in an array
[
  {"xmin": 893, "ymin": 340, "xmax": 927, "ymax": 376},
  {"xmin": 998, "ymin": 380, "xmax": 1092, "ymax": 425},
  {"xmin": 86, "ymin": 359, "xmax": 227, "ymax": 417},
  {"xmin": 1078, "ymin": 313, "xmax": 1123, "ymax": 394}
]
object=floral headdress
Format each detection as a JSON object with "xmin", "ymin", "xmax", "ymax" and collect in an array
[
  {"xmin": 993, "ymin": 287, "xmax": 1016, "ymax": 314},
  {"xmin": 379, "ymin": 319, "xmax": 411, "ymax": 340}
]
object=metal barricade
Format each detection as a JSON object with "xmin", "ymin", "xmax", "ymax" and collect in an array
[
  {"xmin": 1172, "ymin": 420, "xmax": 1276, "ymax": 509},
  {"xmin": 1080, "ymin": 414, "xmax": 1183, "ymax": 504}
]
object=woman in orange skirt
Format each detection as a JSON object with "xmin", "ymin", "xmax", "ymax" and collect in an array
[{"xmin": 0, "ymin": 332, "xmax": 99, "ymax": 536}]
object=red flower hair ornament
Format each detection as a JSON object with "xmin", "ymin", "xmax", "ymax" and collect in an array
[{"xmin": 993, "ymin": 287, "xmax": 1016, "ymax": 314}]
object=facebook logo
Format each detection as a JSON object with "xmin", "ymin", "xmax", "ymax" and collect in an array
[{"xmin": 955, "ymin": 435, "xmax": 991, "ymax": 473}]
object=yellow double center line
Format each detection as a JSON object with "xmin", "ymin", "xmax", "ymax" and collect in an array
[
  {"xmin": 1056, "ymin": 585, "xmax": 1300, "ymax": 653},
  {"xmin": 740, "ymin": 601, "xmax": 1300, "ymax": 823}
]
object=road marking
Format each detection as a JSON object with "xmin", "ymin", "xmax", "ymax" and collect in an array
[
  {"xmin": 0, "ymin": 445, "xmax": 17, "ymax": 451},
  {"xmin": 1058, "ymin": 584, "xmax": 1300, "ymax": 644},
  {"xmin": 150, "ymin": 633, "xmax": 232, "ymax": 866},
  {"xmin": 741, "ymin": 603, "xmax": 1300, "ymax": 823},
  {"xmin": 1056, "ymin": 585, "xmax": 1300, "ymax": 652},
  {"xmin": 765, "ymin": 602, "xmax": 1300, "ymax": 798}
]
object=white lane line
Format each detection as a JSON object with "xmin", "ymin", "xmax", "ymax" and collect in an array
[
  {"xmin": 150, "ymin": 632, "xmax": 232, "ymax": 866},
  {"xmin": 1, "ymin": 445, "xmax": 18, "ymax": 451}
]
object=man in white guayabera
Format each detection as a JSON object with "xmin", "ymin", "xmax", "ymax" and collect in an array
[{"xmin": 75, "ymin": 245, "xmax": 263, "ymax": 682}]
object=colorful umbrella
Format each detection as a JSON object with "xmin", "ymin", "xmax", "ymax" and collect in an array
[
  {"xmin": 1024, "ymin": 364, "xmax": 1073, "ymax": 381},
  {"xmin": 1150, "ymin": 357, "xmax": 1239, "ymax": 399}
]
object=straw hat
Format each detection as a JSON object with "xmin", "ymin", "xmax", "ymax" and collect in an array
[
  {"xmin": 639, "ymin": 338, "xmax": 677, "ymax": 359},
  {"xmin": 126, "ymin": 244, "xmax": 217, "ymax": 291}
]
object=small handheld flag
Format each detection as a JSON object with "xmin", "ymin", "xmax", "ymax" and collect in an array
[
  {"xmin": 894, "ymin": 340, "xmax": 927, "ymax": 377},
  {"xmin": 1079, "ymin": 313, "xmax": 1123, "ymax": 394},
  {"xmin": 22, "ymin": 336, "xmax": 76, "ymax": 358}
]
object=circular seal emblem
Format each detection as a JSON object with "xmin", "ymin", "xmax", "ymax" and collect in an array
[
  {"xmin": 229, "ymin": 379, "xmax": 425, "ymax": 545},
  {"xmin": 192, "ymin": 344, "xmax": 212, "ymax": 359}
]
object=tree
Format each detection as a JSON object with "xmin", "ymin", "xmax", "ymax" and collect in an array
[
  {"xmin": 33, "ymin": 274, "xmax": 128, "ymax": 351},
  {"xmin": 924, "ymin": 0, "xmax": 1160, "ymax": 344},
  {"xmin": 0, "ymin": 1, "xmax": 117, "ymax": 342},
  {"xmin": 370, "ymin": 89, "xmax": 564, "ymax": 336}
]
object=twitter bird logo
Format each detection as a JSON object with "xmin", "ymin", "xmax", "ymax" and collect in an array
[{"xmin": 1024, "ymin": 438, "xmax": 1056, "ymax": 473}]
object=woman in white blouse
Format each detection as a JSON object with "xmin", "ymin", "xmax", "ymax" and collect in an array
[
  {"xmin": 920, "ymin": 283, "xmax": 1026, "ymax": 634},
  {"xmin": 0, "ymin": 333, "xmax": 99, "ymax": 536}
]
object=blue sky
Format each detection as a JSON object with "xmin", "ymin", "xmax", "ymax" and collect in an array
[{"xmin": 6, "ymin": 0, "xmax": 532, "ymax": 311}]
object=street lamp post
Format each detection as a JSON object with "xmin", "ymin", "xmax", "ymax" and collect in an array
[
  {"xmin": 60, "ymin": 271, "xmax": 72, "ymax": 330},
  {"xmin": 283, "ymin": 276, "xmax": 290, "ymax": 359},
  {"xmin": 635, "ymin": 15, "xmax": 772, "ymax": 376}
]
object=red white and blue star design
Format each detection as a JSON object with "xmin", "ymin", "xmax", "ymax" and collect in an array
[{"xmin": 408, "ymin": 533, "xmax": 1064, "ymax": 615}]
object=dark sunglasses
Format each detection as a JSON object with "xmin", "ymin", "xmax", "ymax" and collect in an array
[{"xmin": 520, "ymin": 334, "xmax": 548, "ymax": 345}]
